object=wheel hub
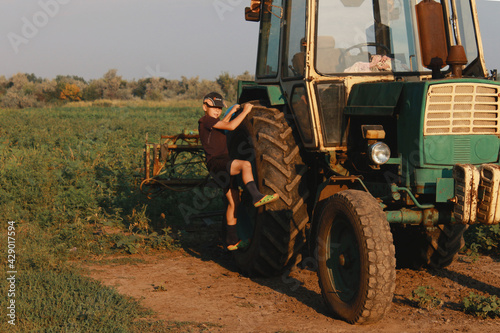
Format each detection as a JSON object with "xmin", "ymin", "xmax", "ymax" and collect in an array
[{"xmin": 339, "ymin": 253, "xmax": 346, "ymax": 266}]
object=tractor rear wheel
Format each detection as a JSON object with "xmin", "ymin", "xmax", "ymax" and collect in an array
[
  {"xmin": 226, "ymin": 104, "xmax": 310, "ymax": 276},
  {"xmin": 422, "ymin": 224, "xmax": 467, "ymax": 269},
  {"xmin": 392, "ymin": 224, "xmax": 467, "ymax": 269},
  {"xmin": 316, "ymin": 190, "xmax": 396, "ymax": 324}
]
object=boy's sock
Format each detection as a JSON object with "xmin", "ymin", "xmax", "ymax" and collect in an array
[
  {"xmin": 245, "ymin": 181, "xmax": 265, "ymax": 204},
  {"xmin": 226, "ymin": 224, "xmax": 238, "ymax": 245}
]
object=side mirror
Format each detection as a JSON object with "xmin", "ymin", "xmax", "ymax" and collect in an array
[{"xmin": 245, "ymin": 0, "xmax": 261, "ymax": 22}]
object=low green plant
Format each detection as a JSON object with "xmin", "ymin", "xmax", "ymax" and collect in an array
[
  {"xmin": 114, "ymin": 234, "xmax": 142, "ymax": 254},
  {"xmin": 464, "ymin": 243, "xmax": 482, "ymax": 263},
  {"xmin": 464, "ymin": 224, "xmax": 500, "ymax": 258},
  {"xmin": 152, "ymin": 283, "xmax": 168, "ymax": 292},
  {"xmin": 463, "ymin": 292, "xmax": 500, "ymax": 318},
  {"xmin": 146, "ymin": 227, "xmax": 181, "ymax": 251},
  {"xmin": 409, "ymin": 286, "xmax": 443, "ymax": 310}
]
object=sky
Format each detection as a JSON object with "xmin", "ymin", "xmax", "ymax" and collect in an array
[{"xmin": 0, "ymin": 0, "xmax": 499, "ymax": 81}]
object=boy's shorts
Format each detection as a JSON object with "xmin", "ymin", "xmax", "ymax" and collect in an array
[{"xmin": 206, "ymin": 155, "xmax": 238, "ymax": 192}]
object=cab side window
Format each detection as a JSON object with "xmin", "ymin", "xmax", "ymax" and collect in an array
[
  {"xmin": 284, "ymin": 0, "xmax": 307, "ymax": 78},
  {"xmin": 257, "ymin": 0, "xmax": 284, "ymax": 78}
]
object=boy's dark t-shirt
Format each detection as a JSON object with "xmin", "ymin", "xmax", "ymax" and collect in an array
[{"xmin": 198, "ymin": 114, "xmax": 229, "ymax": 163}]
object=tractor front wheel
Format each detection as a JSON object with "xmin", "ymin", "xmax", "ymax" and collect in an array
[{"xmin": 316, "ymin": 190, "xmax": 396, "ymax": 324}]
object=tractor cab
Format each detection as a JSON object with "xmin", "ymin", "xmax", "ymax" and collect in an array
[{"xmin": 243, "ymin": 0, "xmax": 488, "ymax": 150}]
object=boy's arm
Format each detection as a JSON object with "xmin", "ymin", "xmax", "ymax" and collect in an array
[{"xmin": 213, "ymin": 104, "xmax": 253, "ymax": 131}]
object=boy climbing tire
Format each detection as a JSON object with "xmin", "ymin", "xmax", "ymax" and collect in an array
[{"xmin": 226, "ymin": 104, "xmax": 310, "ymax": 276}]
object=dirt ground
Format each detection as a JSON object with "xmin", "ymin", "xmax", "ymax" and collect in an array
[{"xmin": 83, "ymin": 230, "xmax": 500, "ymax": 333}]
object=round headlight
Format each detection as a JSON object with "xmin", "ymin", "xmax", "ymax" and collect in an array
[{"xmin": 368, "ymin": 142, "xmax": 391, "ymax": 165}]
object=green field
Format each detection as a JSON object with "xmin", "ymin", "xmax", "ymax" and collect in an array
[{"xmin": 0, "ymin": 100, "xmax": 224, "ymax": 331}]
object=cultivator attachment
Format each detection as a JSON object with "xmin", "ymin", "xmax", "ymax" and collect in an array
[
  {"xmin": 141, "ymin": 132, "xmax": 209, "ymax": 196},
  {"xmin": 453, "ymin": 163, "xmax": 500, "ymax": 225}
]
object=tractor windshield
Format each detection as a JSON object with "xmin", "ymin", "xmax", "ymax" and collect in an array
[
  {"xmin": 316, "ymin": 0, "xmax": 416, "ymax": 74},
  {"xmin": 315, "ymin": 0, "xmax": 481, "ymax": 75}
]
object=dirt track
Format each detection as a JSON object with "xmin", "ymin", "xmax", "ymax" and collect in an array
[{"xmin": 83, "ymin": 236, "xmax": 500, "ymax": 333}]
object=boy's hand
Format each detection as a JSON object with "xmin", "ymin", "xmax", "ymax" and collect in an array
[{"xmin": 243, "ymin": 103, "xmax": 253, "ymax": 113}]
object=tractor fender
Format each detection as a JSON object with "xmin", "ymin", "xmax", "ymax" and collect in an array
[
  {"xmin": 238, "ymin": 83, "xmax": 286, "ymax": 106},
  {"xmin": 308, "ymin": 175, "xmax": 367, "ymax": 256}
]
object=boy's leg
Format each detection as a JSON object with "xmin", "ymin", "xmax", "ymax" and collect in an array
[
  {"xmin": 229, "ymin": 159, "xmax": 254, "ymax": 184},
  {"xmin": 229, "ymin": 159, "xmax": 263, "ymax": 202},
  {"xmin": 224, "ymin": 187, "xmax": 250, "ymax": 251},
  {"xmin": 229, "ymin": 159, "xmax": 279, "ymax": 207},
  {"xmin": 225, "ymin": 187, "xmax": 239, "ymax": 226},
  {"xmin": 225, "ymin": 188, "xmax": 239, "ymax": 246}
]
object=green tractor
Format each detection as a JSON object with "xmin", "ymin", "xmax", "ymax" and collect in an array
[{"xmin": 227, "ymin": 0, "xmax": 500, "ymax": 324}]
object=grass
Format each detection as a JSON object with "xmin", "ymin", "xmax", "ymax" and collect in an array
[
  {"xmin": 1, "ymin": 269, "xmax": 153, "ymax": 332},
  {"xmin": 0, "ymin": 100, "xmax": 219, "ymax": 256},
  {"xmin": 0, "ymin": 101, "xmax": 223, "ymax": 331}
]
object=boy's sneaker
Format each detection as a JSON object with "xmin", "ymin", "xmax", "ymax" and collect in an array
[
  {"xmin": 254, "ymin": 193, "xmax": 279, "ymax": 207},
  {"xmin": 227, "ymin": 239, "xmax": 250, "ymax": 251}
]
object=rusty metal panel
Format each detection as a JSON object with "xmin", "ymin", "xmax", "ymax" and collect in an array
[
  {"xmin": 477, "ymin": 164, "xmax": 500, "ymax": 225},
  {"xmin": 453, "ymin": 164, "xmax": 479, "ymax": 224}
]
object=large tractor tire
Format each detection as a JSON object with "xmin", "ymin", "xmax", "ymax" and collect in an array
[
  {"xmin": 226, "ymin": 104, "xmax": 310, "ymax": 277},
  {"xmin": 316, "ymin": 190, "xmax": 396, "ymax": 324},
  {"xmin": 392, "ymin": 224, "xmax": 467, "ymax": 269},
  {"xmin": 423, "ymin": 224, "xmax": 467, "ymax": 268}
]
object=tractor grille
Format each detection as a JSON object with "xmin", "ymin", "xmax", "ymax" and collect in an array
[{"xmin": 423, "ymin": 83, "xmax": 500, "ymax": 135}]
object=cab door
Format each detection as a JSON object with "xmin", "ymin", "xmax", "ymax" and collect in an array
[{"xmin": 280, "ymin": 0, "xmax": 319, "ymax": 148}]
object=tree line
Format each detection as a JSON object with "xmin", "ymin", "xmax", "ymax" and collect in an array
[{"xmin": 0, "ymin": 69, "xmax": 254, "ymax": 109}]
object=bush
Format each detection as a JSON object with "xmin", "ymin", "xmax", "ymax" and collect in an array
[
  {"xmin": 82, "ymin": 81, "xmax": 103, "ymax": 101},
  {"xmin": 59, "ymin": 83, "xmax": 82, "ymax": 101},
  {"xmin": 1, "ymin": 89, "xmax": 39, "ymax": 108},
  {"xmin": 144, "ymin": 77, "xmax": 167, "ymax": 101},
  {"xmin": 0, "ymin": 70, "xmax": 251, "ymax": 107}
]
